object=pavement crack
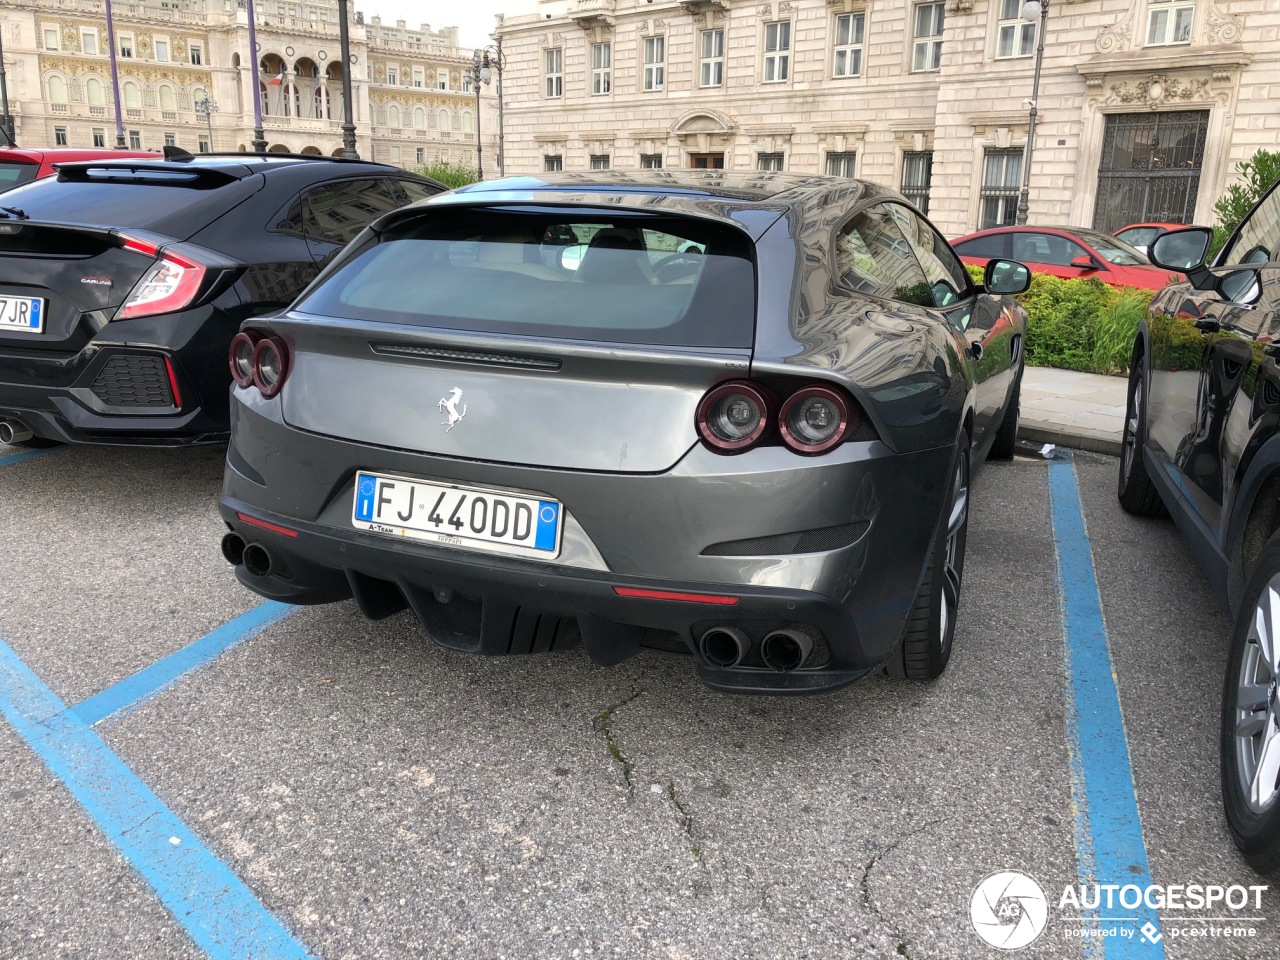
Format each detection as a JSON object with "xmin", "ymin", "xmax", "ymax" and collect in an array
[
  {"xmin": 593, "ymin": 690, "xmax": 642, "ymax": 795},
  {"xmin": 116, "ymin": 812, "xmax": 160, "ymax": 839},
  {"xmin": 665, "ymin": 780, "xmax": 704, "ymax": 864},
  {"xmin": 857, "ymin": 817, "xmax": 948, "ymax": 953}
]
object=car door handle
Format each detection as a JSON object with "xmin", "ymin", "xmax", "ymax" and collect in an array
[{"xmin": 1194, "ymin": 318, "xmax": 1222, "ymax": 332}]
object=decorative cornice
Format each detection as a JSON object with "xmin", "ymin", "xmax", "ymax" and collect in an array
[
  {"xmin": 1085, "ymin": 73, "xmax": 1230, "ymax": 108},
  {"xmin": 1077, "ymin": 44, "xmax": 1251, "ymax": 80}
]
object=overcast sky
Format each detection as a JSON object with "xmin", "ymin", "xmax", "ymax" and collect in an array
[{"xmin": 356, "ymin": 1, "xmax": 515, "ymax": 49}]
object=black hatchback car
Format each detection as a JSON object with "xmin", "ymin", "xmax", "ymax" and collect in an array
[
  {"xmin": 1117, "ymin": 178, "xmax": 1280, "ymax": 875},
  {"xmin": 0, "ymin": 153, "xmax": 442, "ymax": 447}
]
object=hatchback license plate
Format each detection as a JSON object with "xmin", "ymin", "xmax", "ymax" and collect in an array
[
  {"xmin": 0, "ymin": 296, "xmax": 44, "ymax": 333},
  {"xmin": 352, "ymin": 471, "xmax": 561, "ymax": 557}
]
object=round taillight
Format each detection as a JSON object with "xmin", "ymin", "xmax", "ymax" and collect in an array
[
  {"xmin": 697, "ymin": 381, "xmax": 772, "ymax": 452},
  {"xmin": 251, "ymin": 336, "xmax": 290, "ymax": 399},
  {"xmin": 779, "ymin": 385, "xmax": 852, "ymax": 454},
  {"xmin": 229, "ymin": 332, "xmax": 260, "ymax": 388}
]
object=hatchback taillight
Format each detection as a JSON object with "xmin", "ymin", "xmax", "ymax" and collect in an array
[
  {"xmin": 779, "ymin": 385, "xmax": 853, "ymax": 454},
  {"xmin": 117, "ymin": 236, "xmax": 208, "ymax": 320},
  {"xmin": 229, "ymin": 332, "xmax": 290, "ymax": 398},
  {"xmin": 696, "ymin": 381, "xmax": 773, "ymax": 452},
  {"xmin": 696, "ymin": 379, "xmax": 862, "ymax": 455}
]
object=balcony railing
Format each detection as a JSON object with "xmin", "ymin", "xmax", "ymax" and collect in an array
[
  {"xmin": 89, "ymin": 105, "xmax": 105, "ymax": 116},
  {"xmin": 51, "ymin": 103, "xmax": 68, "ymax": 113}
]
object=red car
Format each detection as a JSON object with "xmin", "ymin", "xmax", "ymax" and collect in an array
[
  {"xmin": 0, "ymin": 145, "xmax": 159, "ymax": 194},
  {"xmin": 952, "ymin": 225, "xmax": 1181, "ymax": 291},
  {"xmin": 1112, "ymin": 222, "xmax": 1192, "ymax": 256}
]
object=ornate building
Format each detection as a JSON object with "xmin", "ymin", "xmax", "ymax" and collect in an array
[
  {"xmin": 0, "ymin": 0, "xmax": 494, "ymax": 168},
  {"xmin": 495, "ymin": 0, "xmax": 1278, "ymax": 237}
]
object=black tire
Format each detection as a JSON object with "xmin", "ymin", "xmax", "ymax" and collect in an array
[
  {"xmin": 1221, "ymin": 534, "xmax": 1280, "ymax": 877},
  {"xmin": 988, "ymin": 368, "xmax": 1022, "ymax": 461},
  {"xmin": 1117, "ymin": 352, "xmax": 1165, "ymax": 516},
  {"xmin": 887, "ymin": 444, "xmax": 968, "ymax": 681}
]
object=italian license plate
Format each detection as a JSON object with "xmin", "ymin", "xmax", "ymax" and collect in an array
[
  {"xmin": 0, "ymin": 295, "xmax": 44, "ymax": 333},
  {"xmin": 351, "ymin": 471, "xmax": 562, "ymax": 558}
]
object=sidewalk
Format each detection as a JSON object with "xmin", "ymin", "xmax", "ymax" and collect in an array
[{"xmin": 1019, "ymin": 366, "xmax": 1127, "ymax": 457}]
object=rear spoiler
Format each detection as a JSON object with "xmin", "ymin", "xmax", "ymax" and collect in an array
[{"xmin": 54, "ymin": 162, "xmax": 244, "ymax": 189}]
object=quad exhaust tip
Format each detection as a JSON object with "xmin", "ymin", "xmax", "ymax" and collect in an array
[
  {"xmin": 0, "ymin": 420, "xmax": 34, "ymax": 444},
  {"xmin": 761, "ymin": 629, "xmax": 813, "ymax": 672},
  {"xmin": 241, "ymin": 542, "xmax": 273, "ymax": 578},
  {"xmin": 699, "ymin": 626, "xmax": 750, "ymax": 669},
  {"xmin": 220, "ymin": 532, "xmax": 246, "ymax": 567}
]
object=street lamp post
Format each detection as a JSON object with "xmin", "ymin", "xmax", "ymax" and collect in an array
[
  {"xmin": 245, "ymin": 0, "xmax": 267, "ymax": 152},
  {"xmin": 469, "ymin": 52, "xmax": 484, "ymax": 178},
  {"xmin": 1014, "ymin": 0, "xmax": 1048, "ymax": 226},
  {"xmin": 104, "ymin": 0, "xmax": 127, "ymax": 148},
  {"xmin": 470, "ymin": 41, "xmax": 505, "ymax": 180},
  {"xmin": 336, "ymin": 0, "xmax": 359, "ymax": 158},
  {"xmin": 195, "ymin": 95, "xmax": 218, "ymax": 151},
  {"xmin": 0, "ymin": 17, "xmax": 15, "ymax": 144}
]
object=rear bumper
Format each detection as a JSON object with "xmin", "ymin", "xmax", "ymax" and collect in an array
[{"xmin": 218, "ymin": 398, "xmax": 958, "ymax": 694}]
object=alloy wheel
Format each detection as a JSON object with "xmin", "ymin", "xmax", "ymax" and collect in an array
[
  {"xmin": 1236, "ymin": 576, "xmax": 1280, "ymax": 813},
  {"xmin": 940, "ymin": 450, "xmax": 969, "ymax": 654},
  {"xmin": 1122, "ymin": 365, "xmax": 1142, "ymax": 484}
]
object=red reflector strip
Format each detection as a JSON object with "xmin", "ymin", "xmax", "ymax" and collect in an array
[
  {"xmin": 120, "ymin": 235, "xmax": 160, "ymax": 257},
  {"xmin": 612, "ymin": 586, "xmax": 739, "ymax": 605},
  {"xmin": 235, "ymin": 512, "xmax": 299, "ymax": 538},
  {"xmin": 163, "ymin": 356, "xmax": 182, "ymax": 409}
]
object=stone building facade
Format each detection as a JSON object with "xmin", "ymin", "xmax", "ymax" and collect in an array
[
  {"xmin": 494, "ymin": 0, "xmax": 1279, "ymax": 237},
  {"xmin": 0, "ymin": 0, "xmax": 495, "ymax": 169}
]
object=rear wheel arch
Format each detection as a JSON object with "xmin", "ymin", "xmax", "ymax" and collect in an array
[{"xmin": 1227, "ymin": 451, "xmax": 1280, "ymax": 611}]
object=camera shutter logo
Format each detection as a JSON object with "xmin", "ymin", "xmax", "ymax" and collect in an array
[{"xmin": 970, "ymin": 871, "xmax": 1049, "ymax": 950}]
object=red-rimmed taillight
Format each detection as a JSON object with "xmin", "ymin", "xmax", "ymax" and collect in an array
[
  {"xmin": 696, "ymin": 380, "xmax": 773, "ymax": 452},
  {"xmin": 779, "ymin": 385, "xmax": 853, "ymax": 455},
  {"xmin": 250, "ymin": 336, "xmax": 290, "ymax": 398},
  {"xmin": 117, "ymin": 235, "xmax": 208, "ymax": 321},
  {"xmin": 229, "ymin": 331, "xmax": 262, "ymax": 388}
]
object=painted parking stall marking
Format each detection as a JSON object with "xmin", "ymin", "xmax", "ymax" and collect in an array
[
  {"xmin": 0, "ymin": 632, "xmax": 314, "ymax": 960},
  {"xmin": 0, "ymin": 445, "xmax": 64, "ymax": 467},
  {"xmin": 1049, "ymin": 456, "xmax": 1165, "ymax": 957}
]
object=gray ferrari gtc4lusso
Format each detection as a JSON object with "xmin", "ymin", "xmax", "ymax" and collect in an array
[{"xmin": 217, "ymin": 172, "xmax": 1031, "ymax": 694}]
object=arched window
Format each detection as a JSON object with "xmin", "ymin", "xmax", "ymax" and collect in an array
[
  {"xmin": 413, "ymin": 106, "xmax": 425, "ymax": 130},
  {"xmin": 47, "ymin": 75, "xmax": 67, "ymax": 103},
  {"xmin": 387, "ymin": 104, "xmax": 400, "ymax": 128},
  {"xmin": 85, "ymin": 77, "xmax": 104, "ymax": 107},
  {"xmin": 438, "ymin": 108, "xmax": 449, "ymax": 131},
  {"xmin": 158, "ymin": 85, "xmax": 177, "ymax": 112},
  {"xmin": 123, "ymin": 80, "xmax": 140, "ymax": 109},
  {"xmin": 462, "ymin": 111, "xmax": 473, "ymax": 135}
]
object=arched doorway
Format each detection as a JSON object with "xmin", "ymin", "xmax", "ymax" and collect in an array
[
  {"xmin": 259, "ymin": 53, "xmax": 288, "ymax": 116},
  {"xmin": 300, "ymin": 145, "xmax": 322, "ymax": 155},
  {"xmin": 268, "ymin": 143, "xmax": 290, "ymax": 153},
  {"xmin": 323, "ymin": 62, "xmax": 345, "ymax": 121},
  {"xmin": 293, "ymin": 58, "xmax": 320, "ymax": 118}
]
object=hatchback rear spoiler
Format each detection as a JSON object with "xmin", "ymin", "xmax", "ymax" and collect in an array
[{"xmin": 54, "ymin": 162, "xmax": 244, "ymax": 189}]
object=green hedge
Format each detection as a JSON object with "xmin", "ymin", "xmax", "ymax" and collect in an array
[{"xmin": 964, "ymin": 264, "xmax": 1155, "ymax": 376}]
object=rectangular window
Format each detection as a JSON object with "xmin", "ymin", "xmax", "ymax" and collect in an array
[
  {"xmin": 154, "ymin": 40, "xmax": 169, "ymax": 62},
  {"xmin": 413, "ymin": 67, "xmax": 424, "ymax": 88},
  {"xmin": 43, "ymin": 27, "xmax": 58, "ymax": 51},
  {"xmin": 1146, "ymin": 0, "xmax": 1195, "ymax": 46},
  {"xmin": 387, "ymin": 66, "xmax": 399, "ymax": 86},
  {"xmin": 640, "ymin": 153, "xmax": 663, "ymax": 169},
  {"xmin": 911, "ymin": 2, "xmax": 945, "ymax": 72},
  {"xmin": 643, "ymin": 36, "xmax": 665, "ymax": 92},
  {"xmin": 700, "ymin": 29, "xmax": 724, "ymax": 87},
  {"xmin": 545, "ymin": 154, "xmax": 564, "ymax": 172},
  {"xmin": 54, "ymin": 126, "xmax": 68, "ymax": 146},
  {"xmin": 590, "ymin": 154, "xmax": 611, "ymax": 170},
  {"xmin": 545, "ymin": 47, "xmax": 563, "ymax": 98},
  {"xmin": 592, "ymin": 42, "xmax": 612, "ymax": 95},
  {"xmin": 763, "ymin": 21, "xmax": 791, "ymax": 83},
  {"xmin": 902, "ymin": 151, "xmax": 934, "ymax": 213},
  {"xmin": 119, "ymin": 33, "xmax": 134, "ymax": 58},
  {"xmin": 995, "ymin": 0, "xmax": 1037, "ymax": 58},
  {"xmin": 390, "ymin": 146, "xmax": 401, "ymax": 163},
  {"xmin": 190, "ymin": 44, "xmax": 203, "ymax": 65},
  {"xmin": 826, "ymin": 152, "xmax": 857, "ymax": 177},
  {"xmin": 81, "ymin": 29, "xmax": 98, "ymax": 55},
  {"xmin": 92, "ymin": 128, "xmax": 106, "ymax": 148},
  {"xmin": 198, "ymin": 135, "xmax": 211, "ymax": 153},
  {"xmin": 416, "ymin": 147, "xmax": 425, "ymax": 164},
  {"xmin": 980, "ymin": 148, "xmax": 1023, "ymax": 229},
  {"xmin": 128, "ymin": 130, "xmax": 142, "ymax": 150},
  {"xmin": 163, "ymin": 132, "xmax": 176, "ymax": 147},
  {"xmin": 437, "ymin": 69, "xmax": 448, "ymax": 90},
  {"xmin": 757, "ymin": 152, "xmax": 785, "ymax": 172},
  {"xmin": 833, "ymin": 13, "xmax": 865, "ymax": 78}
]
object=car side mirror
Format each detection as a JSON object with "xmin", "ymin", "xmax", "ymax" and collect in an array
[
  {"xmin": 1149, "ymin": 227, "xmax": 1212, "ymax": 271},
  {"xmin": 1069, "ymin": 255, "xmax": 1098, "ymax": 270},
  {"xmin": 1216, "ymin": 268, "xmax": 1262, "ymax": 307},
  {"xmin": 984, "ymin": 258, "xmax": 1031, "ymax": 295}
]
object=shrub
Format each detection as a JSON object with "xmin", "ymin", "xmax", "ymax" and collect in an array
[
  {"xmin": 1209, "ymin": 148, "xmax": 1280, "ymax": 258},
  {"xmin": 416, "ymin": 158, "xmax": 480, "ymax": 190}
]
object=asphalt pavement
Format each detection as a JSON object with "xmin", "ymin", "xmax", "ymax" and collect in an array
[{"xmin": 0, "ymin": 438, "xmax": 1276, "ymax": 960}]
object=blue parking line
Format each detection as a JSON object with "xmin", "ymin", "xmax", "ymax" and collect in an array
[
  {"xmin": 69, "ymin": 601, "xmax": 296, "ymax": 727},
  {"xmin": 0, "ymin": 446, "xmax": 63, "ymax": 467},
  {"xmin": 0, "ymin": 636, "xmax": 313, "ymax": 960},
  {"xmin": 1049, "ymin": 458, "xmax": 1165, "ymax": 956}
]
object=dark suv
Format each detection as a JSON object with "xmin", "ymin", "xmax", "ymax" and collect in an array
[
  {"xmin": 1117, "ymin": 178, "xmax": 1280, "ymax": 875},
  {"xmin": 0, "ymin": 153, "xmax": 442, "ymax": 446}
]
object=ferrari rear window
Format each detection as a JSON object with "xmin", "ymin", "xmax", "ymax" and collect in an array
[
  {"xmin": 0, "ymin": 162, "xmax": 38, "ymax": 194},
  {"xmin": 294, "ymin": 207, "xmax": 757, "ymax": 348}
]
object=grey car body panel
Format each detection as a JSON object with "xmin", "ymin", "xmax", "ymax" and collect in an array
[{"xmin": 220, "ymin": 172, "xmax": 1026, "ymax": 691}]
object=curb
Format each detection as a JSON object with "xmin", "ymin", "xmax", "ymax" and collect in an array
[{"xmin": 1018, "ymin": 421, "xmax": 1122, "ymax": 458}]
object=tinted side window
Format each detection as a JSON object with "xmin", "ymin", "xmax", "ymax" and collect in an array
[
  {"xmin": 391, "ymin": 178, "xmax": 441, "ymax": 204},
  {"xmin": 1012, "ymin": 232, "xmax": 1088, "ymax": 267},
  {"xmin": 1222, "ymin": 182, "xmax": 1280, "ymax": 266},
  {"xmin": 885, "ymin": 204, "xmax": 970, "ymax": 306},
  {"xmin": 304, "ymin": 179, "xmax": 406, "ymax": 245},
  {"xmin": 273, "ymin": 197, "xmax": 305, "ymax": 235},
  {"xmin": 834, "ymin": 205, "xmax": 931, "ymax": 306},
  {"xmin": 954, "ymin": 234, "xmax": 1009, "ymax": 260}
]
